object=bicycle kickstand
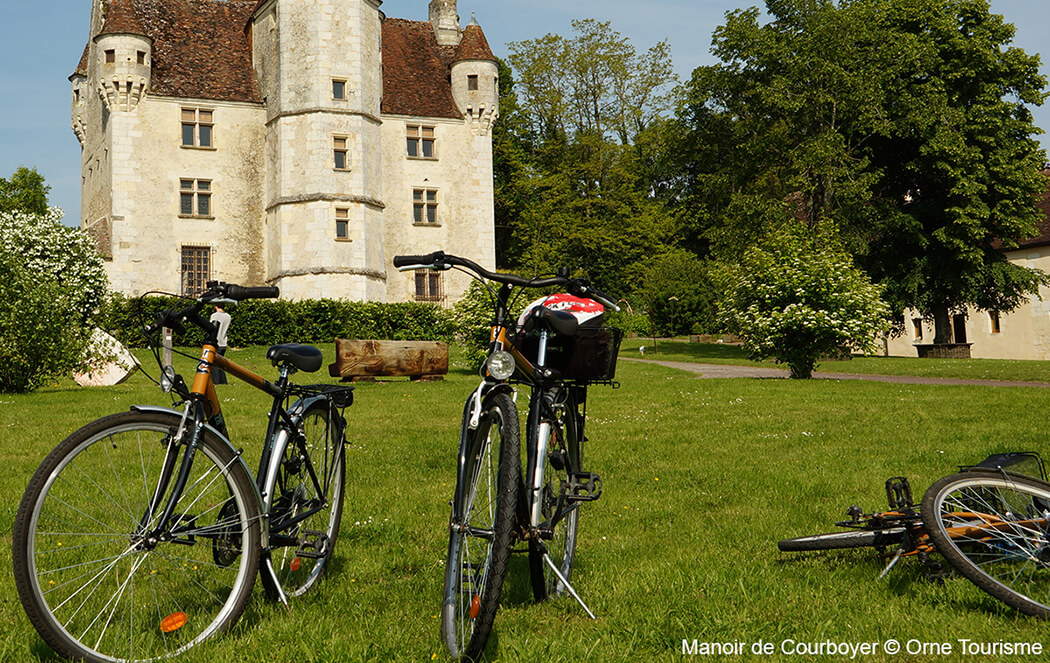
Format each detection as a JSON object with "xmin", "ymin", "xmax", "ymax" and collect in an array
[{"xmin": 539, "ymin": 547, "xmax": 597, "ymax": 620}]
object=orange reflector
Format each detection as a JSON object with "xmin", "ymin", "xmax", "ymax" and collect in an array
[
  {"xmin": 160, "ymin": 612, "xmax": 187, "ymax": 633},
  {"xmin": 469, "ymin": 595, "xmax": 481, "ymax": 620},
  {"xmin": 290, "ymin": 557, "xmax": 302, "ymax": 572}
]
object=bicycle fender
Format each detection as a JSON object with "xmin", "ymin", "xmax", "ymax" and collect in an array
[
  {"xmin": 129, "ymin": 404, "xmax": 267, "ymax": 543},
  {"xmin": 453, "ymin": 384, "xmax": 515, "ymax": 522}
]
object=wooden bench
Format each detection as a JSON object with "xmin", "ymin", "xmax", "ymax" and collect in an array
[{"xmin": 328, "ymin": 339, "xmax": 449, "ymax": 381}]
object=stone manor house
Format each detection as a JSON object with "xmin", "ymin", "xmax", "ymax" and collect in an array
[{"xmin": 72, "ymin": 0, "xmax": 498, "ymax": 303}]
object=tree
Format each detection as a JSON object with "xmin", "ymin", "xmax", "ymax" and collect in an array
[
  {"xmin": 499, "ymin": 20, "xmax": 681, "ymax": 297},
  {"xmin": 627, "ymin": 248, "xmax": 718, "ymax": 336},
  {"xmin": 718, "ymin": 223, "xmax": 889, "ymax": 378},
  {"xmin": 0, "ymin": 166, "xmax": 51, "ymax": 215},
  {"xmin": 681, "ymin": 0, "xmax": 1049, "ymax": 343},
  {"xmin": 0, "ymin": 206, "xmax": 109, "ymax": 392}
]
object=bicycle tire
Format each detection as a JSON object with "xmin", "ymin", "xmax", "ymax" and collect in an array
[
  {"xmin": 263, "ymin": 400, "xmax": 346, "ymax": 599},
  {"xmin": 777, "ymin": 528, "xmax": 906, "ymax": 552},
  {"xmin": 441, "ymin": 392, "xmax": 520, "ymax": 662},
  {"xmin": 13, "ymin": 410, "xmax": 261, "ymax": 663},
  {"xmin": 528, "ymin": 390, "xmax": 580, "ymax": 600},
  {"xmin": 922, "ymin": 470, "xmax": 1050, "ymax": 618}
]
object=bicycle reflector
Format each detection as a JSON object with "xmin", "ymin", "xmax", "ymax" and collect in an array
[
  {"xmin": 485, "ymin": 351, "xmax": 515, "ymax": 380},
  {"xmin": 159, "ymin": 612, "xmax": 188, "ymax": 633}
]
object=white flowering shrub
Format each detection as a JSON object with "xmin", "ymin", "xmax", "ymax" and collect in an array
[
  {"xmin": 718, "ymin": 227, "xmax": 889, "ymax": 378},
  {"xmin": 0, "ymin": 207, "xmax": 109, "ymax": 392}
]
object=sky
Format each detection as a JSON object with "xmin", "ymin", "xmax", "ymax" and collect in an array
[{"xmin": 0, "ymin": 0, "xmax": 1047, "ymax": 226}]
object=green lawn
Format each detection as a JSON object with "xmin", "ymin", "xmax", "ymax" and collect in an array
[
  {"xmin": 622, "ymin": 337, "xmax": 1050, "ymax": 383},
  {"xmin": 3, "ymin": 345, "xmax": 1050, "ymax": 661}
]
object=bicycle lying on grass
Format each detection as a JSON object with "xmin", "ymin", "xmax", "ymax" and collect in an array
[
  {"xmin": 13, "ymin": 282, "xmax": 354, "ymax": 663},
  {"xmin": 394, "ymin": 251, "xmax": 622, "ymax": 661},
  {"xmin": 779, "ymin": 452, "xmax": 1050, "ymax": 618}
]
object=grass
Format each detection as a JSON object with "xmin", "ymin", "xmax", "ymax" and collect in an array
[
  {"xmin": 3, "ymin": 344, "xmax": 1050, "ymax": 660},
  {"xmin": 622, "ymin": 336, "xmax": 1050, "ymax": 383}
]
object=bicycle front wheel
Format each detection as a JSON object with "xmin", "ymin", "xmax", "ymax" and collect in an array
[
  {"xmin": 528, "ymin": 400, "xmax": 580, "ymax": 601},
  {"xmin": 442, "ymin": 391, "xmax": 520, "ymax": 662},
  {"xmin": 922, "ymin": 470, "xmax": 1050, "ymax": 618},
  {"xmin": 12, "ymin": 410, "xmax": 262, "ymax": 663},
  {"xmin": 265, "ymin": 401, "xmax": 346, "ymax": 598}
]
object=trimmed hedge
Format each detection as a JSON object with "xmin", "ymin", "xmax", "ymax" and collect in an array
[{"xmin": 101, "ymin": 294, "xmax": 456, "ymax": 349}]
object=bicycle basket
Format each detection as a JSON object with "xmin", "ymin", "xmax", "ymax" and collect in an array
[{"xmin": 514, "ymin": 326, "xmax": 623, "ymax": 383}]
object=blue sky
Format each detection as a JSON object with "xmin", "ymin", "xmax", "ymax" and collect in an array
[{"xmin": 1, "ymin": 0, "xmax": 1047, "ymax": 225}]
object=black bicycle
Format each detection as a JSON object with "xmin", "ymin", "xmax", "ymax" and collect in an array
[
  {"xmin": 13, "ymin": 282, "xmax": 353, "ymax": 662},
  {"xmin": 394, "ymin": 251, "xmax": 622, "ymax": 661}
]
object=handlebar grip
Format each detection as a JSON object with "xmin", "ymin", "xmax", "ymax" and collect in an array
[
  {"xmin": 393, "ymin": 251, "xmax": 445, "ymax": 268},
  {"xmin": 226, "ymin": 285, "xmax": 279, "ymax": 300}
]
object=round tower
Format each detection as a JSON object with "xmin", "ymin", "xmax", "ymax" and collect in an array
[
  {"xmin": 429, "ymin": 0, "xmax": 460, "ymax": 47},
  {"xmin": 450, "ymin": 15, "xmax": 499, "ymax": 135},
  {"xmin": 93, "ymin": 0, "xmax": 151, "ymax": 112}
]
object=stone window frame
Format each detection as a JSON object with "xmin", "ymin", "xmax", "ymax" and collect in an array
[
  {"xmin": 179, "ymin": 178, "xmax": 213, "ymax": 219},
  {"xmin": 104, "ymin": 49, "xmax": 115, "ymax": 64},
  {"xmin": 180, "ymin": 245, "xmax": 211, "ymax": 295},
  {"xmin": 333, "ymin": 135, "xmax": 350, "ymax": 171},
  {"xmin": 989, "ymin": 310, "xmax": 1001, "ymax": 334},
  {"xmin": 414, "ymin": 269, "xmax": 443, "ymax": 302},
  {"xmin": 181, "ymin": 107, "xmax": 215, "ymax": 149},
  {"xmin": 412, "ymin": 187, "xmax": 439, "ymax": 226},
  {"xmin": 332, "ymin": 78, "xmax": 348, "ymax": 100},
  {"xmin": 335, "ymin": 206, "xmax": 351, "ymax": 241},
  {"xmin": 406, "ymin": 124, "xmax": 436, "ymax": 160}
]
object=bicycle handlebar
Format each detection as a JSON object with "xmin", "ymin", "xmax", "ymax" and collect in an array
[
  {"xmin": 393, "ymin": 251, "xmax": 620, "ymax": 311},
  {"xmin": 144, "ymin": 282, "xmax": 280, "ymax": 337}
]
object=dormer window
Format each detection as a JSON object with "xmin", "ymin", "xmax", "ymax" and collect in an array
[{"xmin": 467, "ymin": 74, "xmax": 478, "ymax": 91}]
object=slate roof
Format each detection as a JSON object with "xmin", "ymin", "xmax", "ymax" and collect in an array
[{"xmin": 75, "ymin": 1, "xmax": 495, "ymax": 117}]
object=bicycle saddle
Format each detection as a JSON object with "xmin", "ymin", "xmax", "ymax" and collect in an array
[
  {"xmin": 266, "ymin": 343, "xmax": 323, "ymax": 373},
  {"xmin": 524, "ymin": 306, "xmax": 579, "ymax": 337}
]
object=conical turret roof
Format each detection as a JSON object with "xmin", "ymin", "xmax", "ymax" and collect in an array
[
  {"xmin": 453, "ymin": 18, "xmax": 495, "ymax": 62},
  {"xmin": 98, "ymin": 0, "xmax": 149, "ymax": 38}
]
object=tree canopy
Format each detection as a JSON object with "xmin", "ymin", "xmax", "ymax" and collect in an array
[{"xmin": 678, "ymin": 0, "xmax": 1049, "ymax": 341}]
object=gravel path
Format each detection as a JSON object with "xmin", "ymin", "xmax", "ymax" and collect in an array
[{"xmin": 623, "ymin": 358, "xmax": 1050, "ymax": 389}]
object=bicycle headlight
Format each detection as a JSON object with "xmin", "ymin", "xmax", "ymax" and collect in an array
[
  {"xmin": 160, "ymin": 365, "xmax": 176, "ymax": 393},
  {"xmin": 485, "ymin": 350, "xmax": 516, "ymax": 380}
]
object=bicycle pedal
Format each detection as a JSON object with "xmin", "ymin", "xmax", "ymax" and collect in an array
[
  {"xmin": 885, "ymin": 476, "xmax": 913, "ymax": 510},
  {"xmin": 294, "ymin": 529, "xmax": 329, "ymax": 559},
  {"xmin": 567, "ymin": 472, "xmax": 602, "ymax": 502}
]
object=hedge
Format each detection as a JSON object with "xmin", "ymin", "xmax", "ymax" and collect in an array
[{"xmin": 101, "ymin": 294, "xmax": 456, "ymax": 349}]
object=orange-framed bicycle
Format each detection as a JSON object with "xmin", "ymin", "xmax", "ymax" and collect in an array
[{"xmin": 13, "ymin": 282, "xmax": 354, "ymax": 662}]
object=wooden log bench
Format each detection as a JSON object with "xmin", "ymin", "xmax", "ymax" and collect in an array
[{"xmin": 328, "ymin": 339, "xmax": 449, "ymax": 382}]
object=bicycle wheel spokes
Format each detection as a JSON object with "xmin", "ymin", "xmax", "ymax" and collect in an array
[
  {"xmin": 270, "ymin": 403, "xmax": 345, "ymax": 598},
  {"xmin": 529, "ymin": 419, "xmax": 578, "ymax": 600},
  {"xmin": 443, "ymin": 393, "xmax": 519, "ymax": 661},
  {"xmin": 923, "ymin": 471, "xmax": 1050, "ymax": 618},
  {"xmin": 16, "ymin": 413, "xmax": 260, "ymax": 662}
]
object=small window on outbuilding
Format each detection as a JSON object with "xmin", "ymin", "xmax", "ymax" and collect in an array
[
  {"xmin": 912, "ymin": 318, "xmax": 923, "ymax": 341},
  {"xmin": 989, "ymin": 311, "xmax": 1001, "ymax": 334}
]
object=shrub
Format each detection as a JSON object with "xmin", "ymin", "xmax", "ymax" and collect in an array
[
  {"xmin": 0, "ymin": 207, "xmax": 109, "ymax": 392},
  {"xmin": 717, "ymin": 224, "xmax": 889, "ymax": 378}
]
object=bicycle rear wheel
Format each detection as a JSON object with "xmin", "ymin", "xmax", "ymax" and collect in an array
[
  {"xmin": 528, "ymin": 392, "xmax": 580, "ymax": 600},
  {"xmin": 441, "ymin": 392, "xmax": 520, "ymax": 662},
  {"xmin": 778, "ymin": 528, "xmax": 906, "ymax": 552},
  {"xmin": 264, "ymin": 401, "xmax": 346, "ymax": 599},
  {"xmin": 922, "ymin": 470, "xmax": 1050, "ymax": 618},
  {"xmin": 13, "ymin": 410, "xmax": 261, "ymax": 663}
]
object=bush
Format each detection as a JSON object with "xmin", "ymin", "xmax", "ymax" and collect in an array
[
  {"xmin": 0, "ymin": 207, "xmax": 109, "ymax": 392},
  {"xmin": 717, "ymin": 224, "xmax": 889, "ymax": 378},
  {"xmin": 101, "ymin": 295, "xmax": 457, "ymax": 349}
]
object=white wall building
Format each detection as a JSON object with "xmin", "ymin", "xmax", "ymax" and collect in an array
[{"xmin": 72, "ymin": 0, "xmax": 498, "ymax": 303}]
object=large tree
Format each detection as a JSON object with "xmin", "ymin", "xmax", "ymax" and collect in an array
[
  {"xmin": 498, "ymin": 20, "xmax": 682, "ymax": 301},
  {"xmin": 682, "ymin": 0, "xmax": 1049, "ymax": 343}
]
